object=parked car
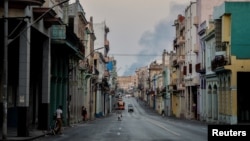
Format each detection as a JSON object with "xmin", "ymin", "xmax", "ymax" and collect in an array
[{"xmin": 128, "ymin": 104, "xmax": 134, "ymax": 112}]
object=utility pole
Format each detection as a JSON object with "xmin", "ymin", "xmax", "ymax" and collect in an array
[{"xmin": 2, "ymin": 0, "xmax": 8, "ymax": 140}]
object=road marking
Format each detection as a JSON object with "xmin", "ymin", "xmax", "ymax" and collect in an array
[{"xmin": 146, "ymin": 118, "xmax": 180, "ymax": 136}]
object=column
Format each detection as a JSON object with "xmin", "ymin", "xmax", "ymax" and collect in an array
[
  {"xmin": 39, "ymin": 38, "xmax": 50, "ymax": 130},
  {"xmin": 17, "ymin": 25, "xmax": 30, "ymax": 136}
]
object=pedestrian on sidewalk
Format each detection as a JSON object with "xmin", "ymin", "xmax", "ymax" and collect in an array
[
  {"xmin": 55, "ymin": 105, "xmax": 63, "ymax": 134},
  {"xmin": 81, "ymin": 106, "xmax": 87, "ymax": 121},
  {"xmin": 161, "ymin": 110, "xmax": 165, "ymax": 117}
]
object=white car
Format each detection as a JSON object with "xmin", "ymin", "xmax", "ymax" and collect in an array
[{"xmin": 128, "ymin": 104, "xmax": 134, "ymax": 112}]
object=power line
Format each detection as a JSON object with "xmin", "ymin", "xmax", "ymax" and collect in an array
[{"xmin": 109, "ymin": 53, "xmax": 161, "ymax": 56}]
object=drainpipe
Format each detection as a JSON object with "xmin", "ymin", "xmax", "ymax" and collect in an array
[
  {"xmin": 89, "ymin": 78, "xmax": 93, "ymax": 120},
  {"xmin": 67, "ymin": 57, "xmax": 71, "ymax": 127},
  {"xmin": 2, "ymin": 0, "xmax": 8, "ymax": 140}
]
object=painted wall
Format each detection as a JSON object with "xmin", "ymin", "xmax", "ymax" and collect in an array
[{"xmin": 214, "ymin": 2, "xmax": 250, "ymax": 58}]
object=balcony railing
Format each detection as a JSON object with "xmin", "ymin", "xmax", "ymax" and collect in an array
[
  {"xmin": 177, "ymin": 36, "xmax": 185, "ymax": 45},
  {"xmin": 211, "ymin": 55, "xmax": 227, "ymax": 70},
  {"xmin": 177, "ymin": 83, "xmax": 185, "ymax": 90},
  {"xmin": 215, "ymin": 42, "xmax": 227, "ymax": 52},
  {"xmin": 105, "ymin": 40, "xmax": 109, "ymax": 47},
  {"xmin": 103, "ymin": 70, "xmax": 110, "ymax": 77},
  {"xmin": 168, "ymin": 85, "xmax": 177, "ymax": 91},
  {"xmin": 177, "ymin": 55, "xmax": 185, "ymax": 63},
  {"xmin": 192, "ymin": 76, "xmax": 200, "ymax": 85},
  {"xmin": 168, "ymin": 85, "xmax": 173, "ymax": 91},
  {"xmin": 173, "ymin": 38, "xmax": 178, "ymax": 48},
  {"xmin": 172, "ymin": 60, "xmax": 178, "ymax": 67},
  {"xmin": 193, "ymin": 16, "xmax": 198, "ymax": 27},
  {"xmin": 195, "ymin": 63, "xmax": 206, "ymax": 74},
  {"xmin": 170, "ymin": 78, "xmax": 177, "ymax": 86},
  {"xmin": 5, "ymin": 0, "xmax": 45, "ymax": 8},
  {"xmin": 172, "ymin": 55, "xmax": 177, "ymax": 61},
  {"xmin": 51, "ymin": 25, "xmax": 66, "ymax": 39}
]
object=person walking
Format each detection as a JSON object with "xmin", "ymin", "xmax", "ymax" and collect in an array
[
  {"xmin": 55, "ymin": 105, "xmax": 63, "ymax": 134},
  {"xmin": 81, "ymin": 106, "xmax": 87, "ymax": 121}
]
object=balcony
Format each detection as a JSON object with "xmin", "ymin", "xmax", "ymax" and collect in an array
[
  {"xmin": 33, "ymin": 7, "xmax": 63, "ymax": 28},
  {"xmin": 105, "ymin": 40, "xmax": 109, "ymax": 47},
  {"xmin": 51, "ymin": 25, "xmax": 66, "ymax": 39},
  {"xmin": 193, "ymin": 43, "xmax": 199, "ymax": 53},
  {"xmin": 173, "ymin": 38, "xmax": 178, "ymax": 48},
  {"xmin": 172, "ymin": 55, "xmax": 177, "ymax": 61},
  {"xmin": 104, "ymin": 57, "xmax": 110, "ymax": 63},
  {"xmin": 53, "ymin": 4, "xmax": 64, "ymax": 19},
  {"xmin": 168, "ymin": 85, "xmax": 173, "ymax": 91},
  {"xmin": 172, "ymin": 60, "xmax": 178, "ymax": 67},
  {"xmin": 215, "ymin": 42, "xmax": 227, "ymax": 52},
  {"xmin": 78, "ymin": 60, "xmax": 89, "ymax": 71},
  {"xmin": 103, "ymin": 70, "xmax": 110, "ymax": 77},
  {"xmin": 177, "ymin": 55, "xmax": 185, "ymax": 63},
  {"xmin": 172, "ymin": 67, "xmax": 177, "ymax": 72},
  {"xmin": 177, "ymin": 83, "xmax": 185, "ymax": 91},
  {"xmin": 193, "ymin": 16, "xmax": 198, "ymax": 27},
  {"xmin": 1, "ymin": 0, "xmax": 45, "ymax": 8},
  {"xmin": 168, "ymin": 85, "xmax": 177, "ymax": 92},
  {"xmin": 170, "ymin": 78, "xmax": 177, "ymax": 86},
  {"xmin": 192, "ymin": 76, "xmax": 199, "ymax": 85},
  {"xmin": 211, "ymin": 55, "xmax": 227, "ymax": 70},
  {"xmin": 159, "ymin": 86, "xmax": 166, "ymax": 94},
  {"xmin": 177, "ymin": 36, "xmax": 185, "ymax": 45},
  {"xmin": 195, "ymin": 63, "xmax": 205, "ymax": 74}
]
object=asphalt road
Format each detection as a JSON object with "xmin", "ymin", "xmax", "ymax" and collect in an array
[{"xmin": 34, "ymin": 97, "xmax": 208, "ymax": 141}]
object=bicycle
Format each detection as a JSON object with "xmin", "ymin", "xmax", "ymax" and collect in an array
[
  {"xmin": 116, "ymin": 110, "xmax": 122, "ymax": 121},
  {"xmin": 48, "ymin": 119, "xmax": 58, "ymax": 135}
]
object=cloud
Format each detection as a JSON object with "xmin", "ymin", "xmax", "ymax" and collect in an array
[
  {"xmin": 77, "ymin": 0, "xmax": 190, "ymax": 76},
  {"xmin": 123, "ymin": 3, "xmax": 187, "ymax": 76}
]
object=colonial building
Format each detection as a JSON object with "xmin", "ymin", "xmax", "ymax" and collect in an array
[
  {"xmin": 93, "ymin": 21, "xmax": 111, "ymax": 117},
  {"xmin": 172, "ymin": 14, "xmax": 186, "ymax": 118},
  {"xmin": 135, "ymin": 66, "xmax": 148, "ymax": 101},
  {"xmin": 0, "ymin": 0, "xmax": 112, "ymax": 138},
  {"xmin": 0, "ymin": 0, "xmax": 71, "ymax": 136},
  {"xmin": 195, "ymin": 0, "xmax": 226, "ymax": 122},
  {"xmin": 148, "ymin": 60, "xmax": 163, "ymax": 110},
  {"xmin": 183, "ymin": 1, "xmax": 198, "ymax": 120},
  {"xmin": 210, "ymin": 1, "xmax": 250, "ymax": 124}
]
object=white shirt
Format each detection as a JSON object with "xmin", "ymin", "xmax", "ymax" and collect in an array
[{"xmin": 56, "ymin": 109, "xmax": 63, "ymax": 119}]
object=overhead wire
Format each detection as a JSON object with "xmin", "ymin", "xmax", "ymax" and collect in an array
[{"xmin": 109, "ymin": 53, "xmax": 162, "ymax": 56}]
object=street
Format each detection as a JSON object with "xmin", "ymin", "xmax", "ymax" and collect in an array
[{"xmin": 34, "ymin": 97, "xmax": 208, "ymax": 141}]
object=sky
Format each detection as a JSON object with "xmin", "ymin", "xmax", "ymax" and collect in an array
[{"xmin": 71, "ymin": 0, "xmax": 191, "ymax": 76}]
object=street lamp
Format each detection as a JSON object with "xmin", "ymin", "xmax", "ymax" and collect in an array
[
  {"xmin": 85, "ymin": 47, "xmax": 105, "ymax": 59},
  {"xmin": 2, "ymin": 0, "xmax": 69, "ymax": 140},
  {"xmin": 70, "ymin": 47, "xmax": 105, "ymax": 72},
  {"xmin": 8, "ymin": 0, "xmax": 70, "ymax": 44}
]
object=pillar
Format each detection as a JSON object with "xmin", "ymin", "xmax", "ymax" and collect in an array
[
  {"xmin": 38, "ymin": 38, "xmax": 50, "ymax": 130},
  {"xmin": 17, "ymin": 25, "xmax": 30, "ymax": 137}
]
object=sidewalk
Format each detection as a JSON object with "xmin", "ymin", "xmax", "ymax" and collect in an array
[
  {"xmin": 138, "ymin": 99, "xmax": 208, "ymax": 126},
  {"xmin": 0, "ymin": 127, "xmax": 46, "ymax": 141},
  {"xmin": 0, "ymin": 116, "xmax": 108, "ymax": 141}
]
